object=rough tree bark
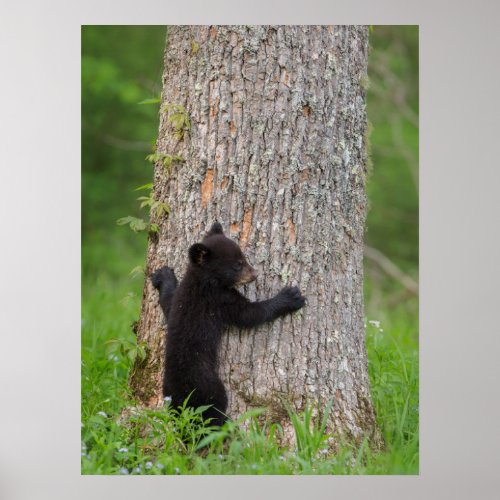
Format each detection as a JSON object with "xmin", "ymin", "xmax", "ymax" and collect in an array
[{"xmin": 129, "ymin": 25, "xmax": 381, "ymax": 447}]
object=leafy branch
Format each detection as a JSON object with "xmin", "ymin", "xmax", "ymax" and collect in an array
[{"xmin": 116, "ymin": 184, "xmax": 168, "ymax": 234}]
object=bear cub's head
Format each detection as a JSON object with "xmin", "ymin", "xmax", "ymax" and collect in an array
[{"xmin": 188, "ymin": 222, "xmax": 258, "ymax": 288}]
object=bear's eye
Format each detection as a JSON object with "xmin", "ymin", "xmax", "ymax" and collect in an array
[{"xmin": 234, "ymin": 261, "xmax": 243, "ymax": 270}]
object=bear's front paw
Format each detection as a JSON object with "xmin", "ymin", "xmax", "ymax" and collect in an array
[
  {"xmin": 278, "ymin": 286, "xmax": 306, "ymax": 312},
  {"xmin": 151, "ymin": 266, "xmax": 178, "ymax": 291}
]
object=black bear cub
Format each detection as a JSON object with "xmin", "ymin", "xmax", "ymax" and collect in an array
[{"xmin": 151, "ymin": 222, "xmax": 305, "ymax": 427}]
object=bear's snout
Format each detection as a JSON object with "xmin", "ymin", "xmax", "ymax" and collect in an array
[{"xmin": 238, "ymin": 265, "xmax": 258, "ymax": 285}]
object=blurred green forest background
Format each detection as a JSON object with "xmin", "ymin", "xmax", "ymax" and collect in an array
[
  {"xmin": 82, "ymin": 26, "xmax": 418, "ymax": 474},
  {"xmin": 82, "ymin": 26, "xmax": 418, "ymax": 310}
]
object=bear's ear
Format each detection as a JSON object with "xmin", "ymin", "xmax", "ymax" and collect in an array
[
  {"xmin": 189, "ymin": 243, "xmax": 210, "ymax": 266},
  {"xmin": 206, "ymin": 221, "xmax": 224, "ymax": 236}
]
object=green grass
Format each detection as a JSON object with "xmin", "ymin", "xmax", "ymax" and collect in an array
[{"xmin": 81, "ymin": 246, "xmax": 419, "ymax": 475}]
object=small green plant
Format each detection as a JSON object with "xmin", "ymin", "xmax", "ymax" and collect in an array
[
  {"xmin": 134, "ymin": 183, "xmax": 169, "ymax": 217},
  {"xmin": 116, "ymin": 216, "xmax": 160, "ymax": 235},
  {"xmin": 287, "ymin": 399, "xmax": 333, "ymax": 462},
  {"xmin": 117, "ymin": 184, "xmax": 169, "ymax": 233},
  {"xmin": 105, "ymin": 338, "xmax": 147, "ymax": 364},
  {"xmin": 136, "ymin": 194, "xmax": 169, "ymax": 218},
  {"xmin": 195, "ymin": 408, "xmax": 266, "ymax": 452},
  {"xmin": 163, "ymin": 103, "xmax": 191, "ymax": 140},
  {"xmin": 116, "ymin": 216, "xmax": 148, "ymax": 233},
  {"xmin": 145, "ymin": 152, "xmax": 185, "ymax": 172}
]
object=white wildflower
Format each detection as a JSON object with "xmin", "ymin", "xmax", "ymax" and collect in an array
[
  {"xmin": 97, "ymin": 411, "xmax": 107, "ymax": 418},
  {"xmin": 145, "ymin": 461, "xmax": 153, "ymax": 469},
  {"xmin": 118, "ymin": 447, "xmax": 128, "ymax": 453},
  {"xmin": 368, "ymin": 320, "xmax": 381, "ymax": 328},
  {"xmin": 119, "ymin": 467, "xmax": 129, "ymax": 475}
]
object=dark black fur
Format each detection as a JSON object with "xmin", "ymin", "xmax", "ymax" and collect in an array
[{"xmin": 151, "ymin": 222, "xmax": 305, "ymax": 427}]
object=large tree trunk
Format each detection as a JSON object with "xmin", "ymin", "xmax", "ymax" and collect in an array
[{"xmin": 130, "ymin": 25, "xmax": 381, "ymax": 447}]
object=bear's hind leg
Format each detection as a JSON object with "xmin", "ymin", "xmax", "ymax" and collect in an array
[
  {"xmin": 202, "ymin": 405, "xmax": 228, "ymax": 428},
  {"xmin": 187, "ymin": 378, "xmax": 228, "ymax": 428},
  {"xmin": 203, "ymin": 378, "xmax": 228, "ymax": 427}
]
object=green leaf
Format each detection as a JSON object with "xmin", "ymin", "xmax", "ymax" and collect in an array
[
  {"xmin": 129, "ymin": 265, "xmax": 144, "ymax": 279},
  {"xmin": 120, "ymin": 291, "xmax": 137, "ymax": 306},
  {"xmin": 146, "ymin": 153, "xmax": 165, "ymax": 163},
  {"xmin": 134, "ymin": 183, "xmax": 154, "ymax": 191},
  {"xmin": 235, "ymin": 408, "xmax": 266, "ymax": 423},
  {"xmin": 136, "ymin": 344, "xmax": 147, "ymax": 362},
  {"xmin": 193, "ymin": 405, "xmax": 213, "ymax": 415},
  {"xmin": 104, "ymin": 339, "xmax": 121, "ymax": 355},
  {"xmin": 151, "ymin": 200, "xmax": 170, "ymax": 217},
  {"xmin": 116, "ymin": 216, "xmax": 147, "ymax": 232},
  {"xmin": 138, "ymin": 97, "xmax": 161, "ymax": 105},
  {"xmin": 195, "ymin": 432, "xmax": 224, "ymax": 450},
  {"xmin": 137, "ymin": 195, "xmax": 154, "ymax": 209},
  {"xmin": 164, "ymin": 102, "xmax": 191, "ymax": 139}
]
